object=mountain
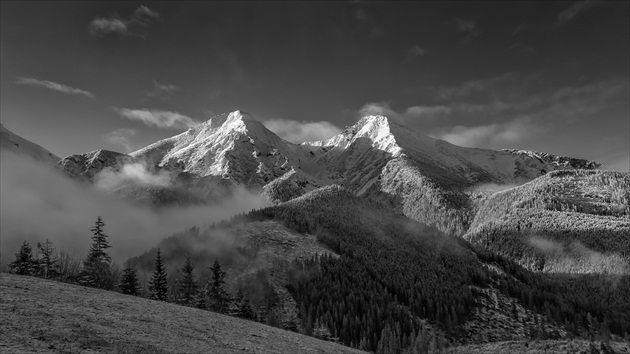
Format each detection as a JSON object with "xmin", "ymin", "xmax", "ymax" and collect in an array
[
  {"xmin": 0, "ymin": 123, "xmax": 59, "ymax": 165},
  {"xmin": 58, "ymin": 111, "xmax": 601, "ymax": 235}
]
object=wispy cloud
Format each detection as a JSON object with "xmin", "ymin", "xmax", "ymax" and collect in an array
[
  {"xmin": 358, "ymin": 102, "xmax": 451, "ymax": 126},
  {"xmin": 146, "ymin": 80, "xmax": 179, "ymax": 99},
  {"xmin": 557, "ymin": 0, "xmax": 595, "ymax": 26},
  {"xmin": 90, "ymin": 5, "xmax": 161, "ymax": 37},
  {"xmin": 15, "ymin": 77, "xmax": 94, "ymax": 98},
  {"xmin": 114, "ymin": 108, "xmax": 199, "ymax": 130},
  {"xmin": 431, "ymin": 117, "xmax": 541, "ymax": 149},
  {"xmin": 453, "ymin": 18, "xmax": 480, "ymax": 41},
  {"xmin": 263, "ymin": 119, "xmax": 341, "ymax": 143},
  {"xmin": 103, "ymin": 128, "xmax": 137, "ymax": 153}
]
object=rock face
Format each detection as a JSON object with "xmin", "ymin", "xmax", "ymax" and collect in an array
[
  {"xmin": 57, "ymin": 110, "xmax": 601, "ymax": 233},
  {"xmin": 58, "ymin": 149, "xmax": 136, "ymax": 182},
  {"xmin": 0, "ymin": 123, "xmax": 59, "ymax": 166}
]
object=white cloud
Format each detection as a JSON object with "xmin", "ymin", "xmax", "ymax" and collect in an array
[
  {"xmin": 103, "ymin": 128, "xmax": 137, "ymax": 153},
  {"xmin": 114, "ymin": 108, "xmax": 199, "ymax": 130},
  {"xmin": 146, "ymin": 80, "xmax": 179, "ymax": 98},
  {"xmin": 15, "ymin": 77, "xmax": 94, "ymax": 98},
  {"xmin": 358, "ymin": 102, "xmax": 451, "ymax": 126},
  {"xmin": 134, "ymin": 5, "xmax": 160, "ymax": 20},
  {"xmin": 557, "ymin": 0, "xmax": 595, "ymax": 26},
  {"xmin": 263, "ymin": 119, "xmax": 342, "ymax": 143},
  {"xmin": 90, "ymin": 5, "xmax": 160, "ymax": 37},
  {"xmin": 431, "ymin": 117, "xmax": 539, "ymax": 148}
]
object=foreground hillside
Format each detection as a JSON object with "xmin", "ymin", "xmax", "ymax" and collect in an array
[{"xmin": 0, "ymin": 273, "xmax": 363, "ymax": 354}]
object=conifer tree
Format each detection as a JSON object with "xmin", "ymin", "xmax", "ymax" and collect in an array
[
  {"xmin": 148, "ymin": 248, "xmax": 168, "ymax": 301},
  {"xmin": 9, "ymin": 241, "xmax": 37, "ymax": 275},
  {"xmin": 234, "ymin": 289, "xmax": 255, "ymax": 320},
  {"xmin": 204, "ymin": 259, "xmax": 231, "ymax": 313},
  {"xmin": 177, "ymin": 253, "xmax": 198, "ymax": 306},
  {"xmin": 80, "ymin": 216, "xmax": 112, "ymax": 288},
  {"xmin": 119, "ymin": 260, "xmax": 140, "ymax": 296},
  {"xmin": 36, "ymin": 239, "xmax": 58, "ymax": 279}
]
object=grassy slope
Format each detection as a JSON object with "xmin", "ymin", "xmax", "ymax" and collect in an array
[{"xmin": 0, "ymin": 273, "xmax": 364, "ymax": 354}]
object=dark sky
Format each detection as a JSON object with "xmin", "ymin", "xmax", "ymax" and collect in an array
[{"xmin": 1, "ymin": 1, "xmax": 628, "ymax": 170}]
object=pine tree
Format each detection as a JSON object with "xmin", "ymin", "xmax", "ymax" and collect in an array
[
  {"xmin": 148, "ymin": 248, "xmax": 168, "ymax": 301},
  {"xmin": 235, "ymin": 289, "xmax": 255, "ymax": 320},
  {"xmin": 36, "ymin": 239, "xmax": 59, "ymax": 279},
  {"xmin": 80, "ymin": 216, "xmax": 112, "ymax": 288},
  {"xmin": 119, "ymin": 261, "xmax": 140, "ymax": 296},
  {"xmin": 9, "ymin": 241, "xmax": 37, "ymax": 275},
  {"xmin": 204, "ymin": 259, "xmax": 231, "ymax": 313},
  {"xmin": 177, "ymin": 253, "xmax": 198, "ymax": 306}
]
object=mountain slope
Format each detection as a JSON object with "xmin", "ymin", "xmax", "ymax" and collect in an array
[
  {"xmin": 464, "ymin": 169, "xmax": 630, "ymax": 274},
  {"xmin": 0, "ymin": 273, "xmax": 364, "ymax": 354},
  {"xmin": 0, "ymin": 123, "xmax": 59, "ymax": 165}
]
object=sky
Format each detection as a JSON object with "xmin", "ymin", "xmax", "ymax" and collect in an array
[{"xmin": 1, "ymin": 1, "xmax": 628, "ymax": 171}]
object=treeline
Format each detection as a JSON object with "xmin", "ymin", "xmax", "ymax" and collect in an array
[{"xmin": 5, "ymin": 216, "xmax": 261, "ymax": 324}]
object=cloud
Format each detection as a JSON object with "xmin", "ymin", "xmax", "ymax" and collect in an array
[
  {"xmin": 103, "ymin": 128, "xmax": 137, "ymax": 153},
  {"xmin": 15, "ymin": 77, "xmax": 94, "ymax": 99},
  {"xmin": 263, "ymin": 119, "xmax": 342, "ymax": 143},
  {"xmin": 94, "ymin": 162, "xmax": 171, "ymax": 191},
  {"xmin": 358, "ymin": 102, "xmax": 451, "ymax": 126},
  {"xmin": 114, "ymin": 108, "xmax": 199, "ymax": 130},
  {"xmin": 0, "ymin": 150, "xmax": 269, "ymax": 264},
  {"xmin": 453, "ymin": 18, "xmax": 480, "ymax": 40},
  {"xmin": 557, "ymin": 0, "xmax": 595, "ymax": 26},
  {"xmin": 146, "ymin": 80, "xmax": 179, "ymax": 99},
  {"xmin": 431, "ymin": 117, "xmax": 540, "ymax": 148},
  {"xmin": 90, "ymin": 5, "xmax": 160, "ymax": 37}
]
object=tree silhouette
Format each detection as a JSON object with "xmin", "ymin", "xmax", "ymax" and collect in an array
[
  {"xmin": 119, "ymin": 260, "xmax": 140, "ymax": 296},
  {"xmin": 177, "ymin": 253, "xmax": 198, "ymax": 306},
  {"xmin": 36, "ymin": 239, "xmax": 58, "ymax": 279},
  {"xmin": 80, "ymin": 216, "xmax": 113, "ymax": 288},
  {"xmin": 9, "ymin": 241, "xmax": 37, "ymax": 275},
  {"xmin": 204, "ymin": 259, "xmax": 231, "ymax": 313},
  {"xmin": 148, "ymin": 248, "xmax": 168, "ymax": 301}
]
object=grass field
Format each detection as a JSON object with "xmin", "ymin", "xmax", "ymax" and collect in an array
[{"xmin": 0, "ymin": 273, "xmax": 364, "ymax": 353}]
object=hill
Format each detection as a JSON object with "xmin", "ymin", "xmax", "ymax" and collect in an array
[
  {"xmin": 0, "ymin": 273, "xmax": 364, "ymax": 354},
  {"xmin": 464, "ymin": 170, "xmax": 630, "ymax": 274}
]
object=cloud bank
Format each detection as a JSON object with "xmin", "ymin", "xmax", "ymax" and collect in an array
[
  {"xmin": 0, "ymin": 150, "xmax": 268, "ymax": 264},
  {"xmin": 15, "ymin": 77, "xmax": 94, "ymax": 98},
  {"xmin": 557, "ymin": 0, "xmax": 595, "ymax": 26},
  {"xmin": 263, "ymin": 119, "xmax": 341, "ymax": 143},
  {"xmin": 114, "ymin": 108, "xmax": 199, "ymax": 130}
]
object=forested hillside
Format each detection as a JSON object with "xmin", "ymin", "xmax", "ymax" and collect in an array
[
  {"xmin": 238, "ymin": 185, "xmax": 630, "ymax": 352},
  {"xmin": 465, "ymin": 170, "xmax": 630, "ymax": 274}
]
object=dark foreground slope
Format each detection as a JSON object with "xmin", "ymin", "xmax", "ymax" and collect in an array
[{"xmin": 0, "ymin": 273, "xmax": 364, "ymax": 354}]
